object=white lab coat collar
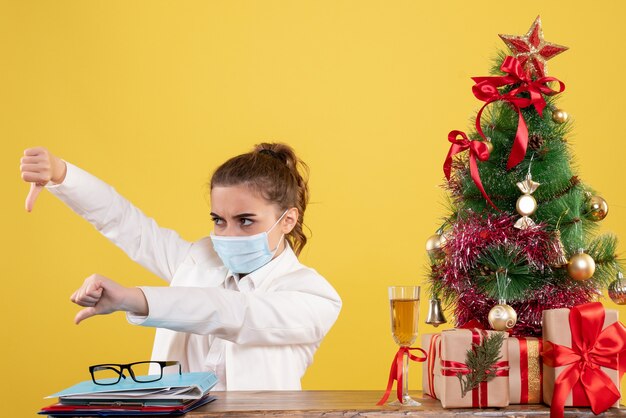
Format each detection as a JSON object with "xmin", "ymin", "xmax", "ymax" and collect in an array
[{"xmin": 224, "ymin": 240, "xmax": 296, "ymax": 291}]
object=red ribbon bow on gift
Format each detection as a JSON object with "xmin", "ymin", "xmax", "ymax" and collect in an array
[
  {"xmin": 542, "ymin": 302, "xmax": 626, "ymax": 418},
  {"xmin": 376, "ymin": 346, "xmax": 427, "ymax": 405},
  {"xmin": 443, "ymin": 130, "xmax": 495, "ymax": 209},
  {"xmin": 472, "ymin": 55, "xmax": 565, "ymax": 170}
]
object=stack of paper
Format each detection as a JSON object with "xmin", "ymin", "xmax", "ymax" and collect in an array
[{"xmin": 39, "ymin": 372, "xmax": 218, "ymax": 416}]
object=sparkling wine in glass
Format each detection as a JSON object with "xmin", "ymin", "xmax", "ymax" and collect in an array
[{"xmin": 388, "ymin": 285, "xmax": 421, "ymax": 406}]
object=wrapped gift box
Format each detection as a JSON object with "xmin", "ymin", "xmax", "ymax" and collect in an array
[
  {"xmin": 421, "ymin": 328, "xmax": 509, "ymax": 408},
  {"xmin": 421, "ymin": 333, "xmax": 442, "ymax": 400},
  {"xmin": 542, "ymin": 302, "xmax": 625, "ymax": 417},
  {"xmin": 508, "ymin": 336, "xmax": 543, "ymax": 404}
]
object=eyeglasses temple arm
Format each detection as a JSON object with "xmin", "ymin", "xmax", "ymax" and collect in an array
[{"xmin": 164, "ymin": 360, "xmax": 182, "ymax": 375}]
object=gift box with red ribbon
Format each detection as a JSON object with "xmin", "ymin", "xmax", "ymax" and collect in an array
[
  {"xmin": 542, "ymin": 302, "xmax": 626, "ymax": 418},
  {"xmin": 508, "ymin": 336, "xmax": 543, "ymax": 404},
  {"xmin": 421, "ymin": 333, "xmax": 442, "ymax": 400},
  {"xmin": 421, "ymin": 328, "xmax": 509, "ymax": 408}
]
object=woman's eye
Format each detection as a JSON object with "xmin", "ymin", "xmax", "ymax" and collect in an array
[
  {"xmin": 212, "ymin": 217, "xmax": 224, "ymax": 225},
  {"xmin": 240, "ymin": 218, "xmax": 253, "ymax": 226}
]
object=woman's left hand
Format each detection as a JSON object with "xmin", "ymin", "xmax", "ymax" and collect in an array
[{"xmin": 70, "ymin": 273, "xmax": 148, "ymax": 324}]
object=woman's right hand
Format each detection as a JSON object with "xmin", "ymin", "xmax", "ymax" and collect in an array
[{"xmin": 20, "ymin": 147, "xmax": 67, "ymax": 212}]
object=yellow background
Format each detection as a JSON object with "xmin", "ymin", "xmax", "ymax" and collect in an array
[{"xmin": 2, "ymin": 1, "xmax": 626, "ymax": 415}]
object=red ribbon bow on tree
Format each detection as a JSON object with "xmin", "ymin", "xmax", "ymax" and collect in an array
[
  {"xmin": 376, "ymin": 346, "xmax": 427, "ymax": 406},
  {"xmin": 542, "ymin": 302, "xmax": 626, "ymax": 418},
  {"xmin": 472, "ymin": 55, "xmax": 565, "ymax": 170},
  {"xmin": 443, "ymin": 130, "xmax": 495, "ymax": 209}
]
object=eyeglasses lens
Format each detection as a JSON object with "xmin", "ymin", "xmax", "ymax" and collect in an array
[
  {"xmin": 92, "ymin": 365, "xmax": 123, "ymax": 385},
  {"xmin": 130, "ymin": 362, "xmax": 161, "ymax": 382}
]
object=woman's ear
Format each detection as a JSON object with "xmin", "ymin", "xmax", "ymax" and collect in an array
[{"xmin": 281, "ymin": 207, "xmax": 299, "ymax": 234}]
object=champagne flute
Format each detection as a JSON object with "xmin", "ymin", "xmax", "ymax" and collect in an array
[{"xmin": 388, "ymin": 286, "xmax": 421, "ymax": 406}]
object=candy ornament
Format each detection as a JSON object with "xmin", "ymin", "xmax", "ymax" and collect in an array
[{"xmin": 514, "ymin": 173, "xmax": 540, "ymax": 229}]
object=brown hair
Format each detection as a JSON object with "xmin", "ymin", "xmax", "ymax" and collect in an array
[{"xmin": 210, "ymin": 143, "xmax": 310, "ymax": 256}]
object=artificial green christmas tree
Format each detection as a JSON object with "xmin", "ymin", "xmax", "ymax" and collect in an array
[{"xmin": 426, "ymin": 16, "xmax": 623, "ymax": 336}]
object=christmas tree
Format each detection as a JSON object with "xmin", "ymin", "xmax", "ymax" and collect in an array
[{"xmin": 426, "ymin": 16, "xmax": 623, "ymax": 336}]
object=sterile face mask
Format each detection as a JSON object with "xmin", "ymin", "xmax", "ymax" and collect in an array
[{"xmin": 210, "ymin": 209, "xmax": 288, "ymax": 274}]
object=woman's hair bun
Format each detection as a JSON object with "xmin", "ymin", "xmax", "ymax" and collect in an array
[{"xmin": 255, "ymin": 143, "xmax": 297, "ymax": 169}]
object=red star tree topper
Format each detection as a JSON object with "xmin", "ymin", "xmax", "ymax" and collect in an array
[{"xmin": 499, "ymin": 16, "xmax": 568, "ymax": 78}]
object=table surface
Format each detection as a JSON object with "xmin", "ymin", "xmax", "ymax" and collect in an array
[{"xmin": 184, "ymin": 390, "xmax": 626, "ymax": 417}]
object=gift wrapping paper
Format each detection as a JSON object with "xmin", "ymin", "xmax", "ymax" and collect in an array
[
  {"xmin": 421, "ymin": 333, "xmax": 441, "ymax": 400},
  {"xmin": 508, "ymin": 336, "xmax": 543, "ymax": 404},
  {"xmin": 422, "ymin": 329, "xmax": 509, "ymax": 408},
  {"xmin": 542, "ymin": 305, "xmax": 620, "ymax": 409}
]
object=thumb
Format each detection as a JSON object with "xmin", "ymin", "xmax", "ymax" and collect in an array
[
  {"xmin": 25, "ymin": 183, "xmax": 43, "ymax": 212},
  {"xmin": 75, "ymin": 307, "xmax": 98, "ymax": 325}
]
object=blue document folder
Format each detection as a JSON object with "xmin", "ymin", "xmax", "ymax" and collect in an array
[{"xmin": 47, "ymin": 372, "xmax": 218, "ymax": 401}]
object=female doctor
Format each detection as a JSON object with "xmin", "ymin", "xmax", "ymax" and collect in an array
[{"xmin": 20, "ymin": 143, "xmax": 342, "ymax": 391}]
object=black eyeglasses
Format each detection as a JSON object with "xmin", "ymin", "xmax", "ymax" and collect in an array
[{"xmin": 89, "ymin": 361, "xmax": 182, "ymax": 385}]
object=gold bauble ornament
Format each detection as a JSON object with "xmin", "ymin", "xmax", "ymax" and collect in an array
[
  {"xmin": 609, "ymin": 272, "xmax": 626, "ymax": 305},
  {"xmin": 488, "ymin": 302, "xmax": 517, "ymax": 331},
  {"xmin": 552, "ymin": 109, "xmax": 569, "ymax": 124},
  {"xmin": 440, "ymin": 230, "xmax": 452, "ymax": 254},
  {"xmin": 586, "ymin": 195, "xmax": 609, "ymax": 221},
  {"xmin": 425, "ymin": 233, "xmax": 444, "ymax": 255},
  {"xmin": 426, "ymin": 229, "xmax": 451, "ymax": 256},
  {"xmin": 483, "ymin": 139, "xmax": 494, "ymax": 155},
  {"xmin": 567, "ymin": 250, "xmax": 595, "ymax": 281}
]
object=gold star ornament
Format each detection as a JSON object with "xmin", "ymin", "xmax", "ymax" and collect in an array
[{"xmin": 499, "ymin": 16, "xmax": 568, "ymax": 78}]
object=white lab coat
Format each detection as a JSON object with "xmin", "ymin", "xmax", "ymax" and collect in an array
[{"xmin": 46, "ymin": 162, "xmax": 342, "ymax": 390}]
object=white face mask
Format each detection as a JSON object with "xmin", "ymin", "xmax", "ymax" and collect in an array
[{"xmin": 210, "ymin": 210, "xmax": 288, "ymax": 274}]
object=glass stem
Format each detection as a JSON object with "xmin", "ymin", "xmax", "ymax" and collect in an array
[{"xmin": 402, "ymin": 349, "xmax": 410, "ymax": 403}]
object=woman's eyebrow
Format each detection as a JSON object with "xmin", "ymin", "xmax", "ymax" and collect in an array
[
  {"xmin": 210, "ymin": 212, "xmax": 258, "ymax": 219},
  {"xmin": 234, "ymin": 213, "xmax": 257, "ymax": 219}
]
